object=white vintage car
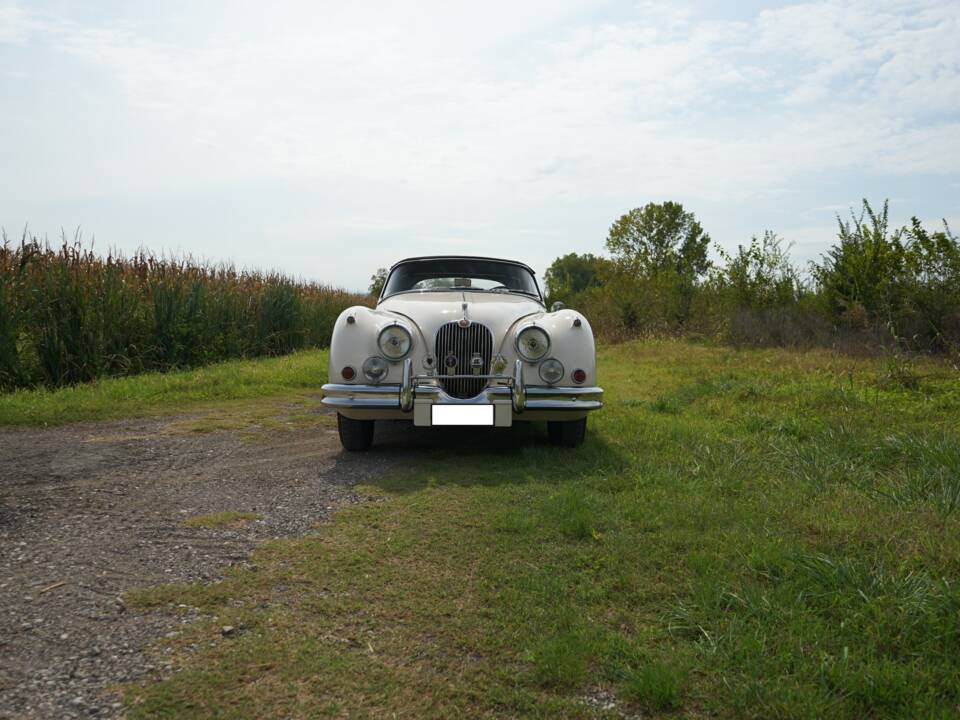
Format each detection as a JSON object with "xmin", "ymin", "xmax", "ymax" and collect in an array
[{"xmin": 321, "ymin": 256, "xmax": 603, "ymax": 450}]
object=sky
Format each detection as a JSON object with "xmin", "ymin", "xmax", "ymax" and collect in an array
[{"xmin": 1, "ymin": 0, "xmax": 958, "ymax": 292}]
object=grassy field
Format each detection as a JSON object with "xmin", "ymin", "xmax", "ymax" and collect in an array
[
  {"xmin": 0, "ymin": 349, "xmax": 329, "ymax": 425},
  {"xmin": 6, "ymin": 340, "xmax": 960, "ymax": 717}
]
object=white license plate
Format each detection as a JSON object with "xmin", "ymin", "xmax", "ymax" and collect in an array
[{"xmin": 431, "ymin": 405, "xmax": 494, "ymax": 426}]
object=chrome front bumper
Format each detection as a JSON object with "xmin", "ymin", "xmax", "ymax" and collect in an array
[{"xmin": 321, "ymin": 359, "xmax": 603, "ymax": 426}]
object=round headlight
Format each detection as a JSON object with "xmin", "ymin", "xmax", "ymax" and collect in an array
[
  {"xmin": 539, "ymin": 358, "xmax": 564, "ymax": 385},
  {"xmin": 362, "ymin": 356, "xmax": 389, "ymax": 382},
  {"xmin": 516, "ymin": 326, "xmax": 550, "ymax": 361},
  {"xmin": 378, "ymin": 324, "xmax": 412, "ymax": 359}
]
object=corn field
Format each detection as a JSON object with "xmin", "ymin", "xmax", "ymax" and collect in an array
[{"xmin": 0, "ymin": 233, "xmax": 368, "ymax": 390}]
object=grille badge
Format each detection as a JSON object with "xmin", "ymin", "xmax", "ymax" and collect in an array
[{"xmin": 444, "ymin": 352, "xmax": 458, "ymax": 375}]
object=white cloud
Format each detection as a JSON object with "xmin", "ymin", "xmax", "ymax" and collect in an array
[
  {"xmin": 0, "ymin": 4, "xmax": 36, "ymax": 44},
  {"xmin": 1, "ymin": 0, "xmax": 958, "ymax": 286}
]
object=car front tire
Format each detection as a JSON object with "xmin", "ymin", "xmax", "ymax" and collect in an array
[
  {"xmin": 337, "ymin": 413, "xmax": 374, "ymax": 451},
  {"xmin": 547, "ymin": 418, "xmax": 587, "ymax": 448}
]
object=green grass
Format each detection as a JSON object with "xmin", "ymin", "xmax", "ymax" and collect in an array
[
  {"xmin": 0, "ymin": 349, "xmax": 328, "ymax": 425},
  {"xmin": 74, "ymin": 339, "xmax": 960, "ymax": 717},
  {"xmin": 182, "ymin": 511, "xmax": 264, "ymax": 528}
]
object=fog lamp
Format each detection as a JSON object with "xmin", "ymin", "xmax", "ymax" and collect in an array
[
  {"xmin": 539, "ymin": 358, "xmax": 565, "ymax": 385},
  {"xmin": 362, "ymin": 356, "xmax": 389, "ymax": 382}
]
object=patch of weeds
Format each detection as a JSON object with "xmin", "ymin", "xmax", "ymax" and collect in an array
[
  {"xmin": 124, "ymin": 581, "xmax": 233, "ymax": 610},
  {"xmin": 767, "ymin": 424, "xmax": 874, "ymax": 491},
  {"xmin": 667, "ymin": 549, "xmax": 960, "ymax": 716},
  {"xmin": 736, "ymin": 381, "xmax": 769, "ymax": 401},
  {"xmin": 182, "ymin": 511, "xmax": 263, "ymax": 529},
  {"xmin": 878, "ymin": 353, "xmax": 922, "ymax": 391},
  {"xmin": 650, "ymin": 396, "xmax": 680, "ymax": 414},
  {"xmin": 283, "ymin": 412, "xmax": 336, "ymax": 428},
  {"xmin": 744, "ymin": 413, "xmax": 817, "ymax": 440},
  {"xmin": 492, "ymin": 507, "xmax": 538, "ymax": 534},
  {"xmin": 622, "ymin": 661, "xmax": 685, "ymax": 711},
  {"xmin": 529, "ymin": 629, "xmax": 590, "ymax": 688},
  {"xmin": 868, "ymin": 434, "xmax": 960, "ymax": 518},
  {"xmin": 650, "ymin": 376, "xmax": 736, "ymax": 415},
  {"xmin": 820, "ymin": 656, "xmax": 947, "ymax": 718},
  {"xmin": 541, "ymin": 485, "xmax": 603, "ymax": 540},
  {"xmin": 743, "ymin": 413, "xmax": 772, "ymax": 433},
  {"xmin": 876, "ymin": 470, "xmax": 960, "ymax": 519}
]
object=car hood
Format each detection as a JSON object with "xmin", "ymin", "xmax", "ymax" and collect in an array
[{"xmin": 378, "ymin": 291, "xmax": 545, "ymax": 342}]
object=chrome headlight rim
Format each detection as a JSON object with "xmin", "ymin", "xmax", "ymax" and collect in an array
[
  {"xmin": 515, "ymin": 325, "xmax": 551, "ymax": 362},
  {"xmin": 377, "ymin": 323, "xmax": 413, "ymax": 360},
  {"xmin": 538, "ymin": 358, "xmax": 565, "ymax": 385}
]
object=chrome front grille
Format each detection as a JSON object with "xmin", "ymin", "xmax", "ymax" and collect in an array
[{"xmin": 435, "ymin": 321, "xmax": 494, "ymax": 399}]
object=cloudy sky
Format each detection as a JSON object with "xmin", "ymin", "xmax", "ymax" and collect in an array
[{"xmin": 1, "ymin": 0, "xmax": 958, "ymax": 291}]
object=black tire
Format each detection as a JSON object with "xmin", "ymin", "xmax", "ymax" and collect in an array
[
  {"xmin": 337, "ymin": 414, "xmax": 374, "ymax": 451},
  {"xmin": 547, "ymin": 417, "xmax": 587, "ymax": 448}
]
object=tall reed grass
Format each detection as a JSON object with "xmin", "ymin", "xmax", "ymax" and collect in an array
[{"xmin": 0, "ymin": 232, "xmax": 368, "ymax": 390}]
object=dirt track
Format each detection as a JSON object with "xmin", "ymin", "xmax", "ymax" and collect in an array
[{"xmin": 0, "ymin": 401, "xmax": 388, "ymax": 720}]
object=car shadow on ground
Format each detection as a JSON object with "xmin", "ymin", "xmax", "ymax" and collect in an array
[{"xmin": 328, "ymin": 418, "xmax": 627, "ymax": 494}]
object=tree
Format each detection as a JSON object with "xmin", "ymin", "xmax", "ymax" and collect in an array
[
  {"xmin": 717, "ymin": 231, "xmax": 800, "ymax": 309},
  {"xmin": 605, "ymin": 201, "xmax": 711, "ymax": 280},
  {"xmin": 605, "ymin": 202, "xmax": 711, "ymax": 324},
  {"xmin": 368, "ymin": 267, "xmax": 388, "ymax": 296},
  {"xmin": 543, "ymin": 253, "xmax": 610, "ymax": 304},
  {"xmin": 902, "ymin": 217, "xmax": 960, "ymax": 348},
  {"xmin": 813, "ymin": 200, "xmax": 907, "ymax": 324}
]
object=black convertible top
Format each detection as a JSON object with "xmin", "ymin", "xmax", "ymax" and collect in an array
[{"xmin": 388, "ymin": 255, "xmax": 536, "ymax": 275}]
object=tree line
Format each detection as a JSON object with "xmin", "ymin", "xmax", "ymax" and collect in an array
[{"xmin": 545, "ymin": 200, "xmax": 959, "ymax": 354}]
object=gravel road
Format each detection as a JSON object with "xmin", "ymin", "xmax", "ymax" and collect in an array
[{"xmin": 0, "ymin": 401, "xmax": 392, "ymax": 719}]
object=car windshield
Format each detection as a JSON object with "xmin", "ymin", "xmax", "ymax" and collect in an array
[{"xmin": 382, "ymin": 258, "xmax": 542, "ymax": 301}]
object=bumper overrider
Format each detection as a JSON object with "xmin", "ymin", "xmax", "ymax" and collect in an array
[{"xmin": 321, "ymin": 359, "xmax": 603, "ymax": 427}]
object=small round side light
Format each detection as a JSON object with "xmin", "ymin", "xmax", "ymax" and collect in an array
[
  {"xmin": 341, "ymin": 366, "xmax": 356, "ymax": 381},
  {"xmin": 572, "ymin": 368, "xmax": 587, "ymax": 384}
]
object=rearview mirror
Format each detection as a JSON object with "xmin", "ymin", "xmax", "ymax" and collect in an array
[{"xmin": 550, "ymin": 301, "xmax": 565, "ymax": 312}]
